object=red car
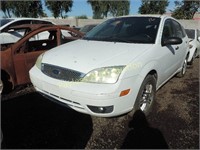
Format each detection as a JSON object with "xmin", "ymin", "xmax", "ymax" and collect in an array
[{"xmin": 0, "ymin": 24, "xmax": 84, "ymax": 94}]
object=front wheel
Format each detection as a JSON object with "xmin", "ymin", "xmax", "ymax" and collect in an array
[
  {"xmin": 134, "ymin": 75, "xmax": 156, "ymax": 115},
  {"xmin": 177, "ymin": 57, "xmax": 187, "ymax": 78}
]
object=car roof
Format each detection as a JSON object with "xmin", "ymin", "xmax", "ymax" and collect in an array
[
  {"xmin": 112, "ymin": 14, "xmax": 171, "ymax": 20},
  {"xmin": 0, "ymin": 18, "xmax": 53, "ymax": 30},
  {"xmin": 0, "ymin": 17, "xmax": 51, "ymax": 21},
  {"xmin": 15, "ymin": 24, "xmax": 84, "ymax": 42}
]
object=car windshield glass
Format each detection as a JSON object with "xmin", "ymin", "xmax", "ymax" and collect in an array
[
  {"xmin": 185, "ymin": 29, "xmax": 195, "ymax": 39},
  {"xmin": 0, "ymin": 19, "xmax": 14, "ymax": 27},
  {"xmin": 80, "ymin": 25, "xmax": 97, "ymax": 33},
  {"xmin": 83, "ymin": 17, "xmax": 160, "ymax": 44}
]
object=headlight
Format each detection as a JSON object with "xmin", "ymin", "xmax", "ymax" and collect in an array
[
  {"xmin": 36, "ymin": 53, "xmax": 44, "ymax": 70},
  {"xmin": 81, "ymin": 66, "xmax": 125, "ymax": 84}
]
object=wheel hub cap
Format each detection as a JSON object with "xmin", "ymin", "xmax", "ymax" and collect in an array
[{"xmin": 140, "ymin": 84, "xmax": 153, "ymax": 111}]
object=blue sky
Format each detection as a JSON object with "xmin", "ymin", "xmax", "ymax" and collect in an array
[
  {"xmin": 65, "ymin": 0, "xmax": 177, "ymax": 17},
  {"xmin": 1, "ymin": 0, "xmax": 177, "ymax": 18},
  {"xmin": 43, "ymin": 0, "xmax": 177, "ymax": 17}
]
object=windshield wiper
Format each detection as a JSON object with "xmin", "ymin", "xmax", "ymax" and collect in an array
[{"xmin": 103, "ymin": 36, "xmax": 133, "ymax": 43}]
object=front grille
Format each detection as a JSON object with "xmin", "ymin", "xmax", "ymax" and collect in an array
[{"xmin": 41, "ymin": 63, "xmax": 85, "ymax": 81}]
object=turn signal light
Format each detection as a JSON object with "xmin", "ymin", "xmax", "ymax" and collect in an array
[{"xmin": 120, "ymin": 89, "xmax": 130, "ymax": 97}]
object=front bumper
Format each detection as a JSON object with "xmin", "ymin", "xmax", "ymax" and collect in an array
[{"xmin": 29, "ymin": 65, "xmax": 140, "ymax": 117}]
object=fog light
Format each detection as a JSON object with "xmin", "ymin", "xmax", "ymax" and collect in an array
[{"xmin": 87, "ymin": 105, "xmax": 113, "ymax": 114}]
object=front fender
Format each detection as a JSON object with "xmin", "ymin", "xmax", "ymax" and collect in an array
[
  {"xmin": 138, "ymin": 61, "xmax": 158, "ymax": 88},
  {"xmin": 121, "ymin": 60, "xmax": 158, "ymax": 90}
]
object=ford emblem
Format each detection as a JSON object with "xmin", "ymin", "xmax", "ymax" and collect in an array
[{"xmin": 52, "ymin": 69, "xmax": 60, "ymax": 75}]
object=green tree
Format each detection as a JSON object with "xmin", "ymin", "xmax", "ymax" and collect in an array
[
  {"xmin": 139, "ymin": 0, "xmax": 169, "ymax": 14},
  {"xmin": 87, "ymin": 0, "xmax": 130, "ymax": 19},
  {"xmin": 1, "ymin": 0, "xmax": 43, "ymax": 18},
  {"xmin": 87, "ymin": 0, "xmax": 103, "ymax": 19},
  {"xmin": 1, "ymin": 1, "xmax": 13, "ymax": 18},
  {"xmin": 110, "ymin": 1, "xmax": 130, "ymax": 17},
  {"xmin": 45, "ymin": 0, "xmax": 73, "ymax": 18},
  {"xmin": 172, "ymin": 0, "xmax": 200, "ymax": 19}
]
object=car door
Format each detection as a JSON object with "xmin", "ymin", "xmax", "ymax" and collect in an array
[
  {"xmin": 158, "ymin": 19, "xmax": 186, "ymax": 83},
  {"xmin": 13, "ymin": 28, "xmax": 59, "ymax": 85},
  {"xmin": 171, "ymin": 19, "xmax": 188, "ymax": 68},
  {"xmin": 25, "ymin": 29, "xmax": 59, "ymax": 78},
  {"xmin": 12, "ymin": 41, "xmax": 29, "ymax": 85}
]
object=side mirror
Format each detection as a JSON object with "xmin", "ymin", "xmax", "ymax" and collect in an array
[{"xmin": 162, "ymin": 37, "xmax": 182, "ymax": 46}]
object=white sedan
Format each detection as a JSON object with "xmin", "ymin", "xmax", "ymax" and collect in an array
[
  {"xmin": 0, "ymin": 18, "xmax": 53, "ymax": 44},
  {"xmin": 185, "ymin": 29, "xmax": 200, "ymax": 65},
  {"xmin": 29, "ymin": 15, "xmax": 189, "ymax": 117}
]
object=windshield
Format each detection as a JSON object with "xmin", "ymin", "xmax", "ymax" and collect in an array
[
  {"xmin": 83, "ymin": 17, "xmax": 160, "ymax": 44},
  {"xmin": 80, "ymin": 25, "xmax": 97, "ymax": 33},
  {"xmin": 0, "ymin": 19, "xmax": 14, "ymax": 27},
  {"xmin": 185, "ymin": 29, "xmax": 195, "ymax": 39}
]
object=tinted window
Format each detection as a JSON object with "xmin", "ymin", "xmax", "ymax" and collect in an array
[
  {"xmin": 83, "ymin": 17, "xmax": 160, "ymax": 44},
  {"xmin": 162, "ymin": 19, "xmax": 174, "ymax": 40},
  {"xmin": 185, "ymin": 29, "xmax": 195, "ymax": 39},
  {"xmin": 32, "ymin": 20, "xmax": 52, "ymax": 25},
  {"xmin": 181, "ymin": 25, "xmax": 186, "ymax": 37},
  {"xmin": 2, "ymin": 20, "xmax": 31, "ymax": 32},
  {"xmin": 80, "ymin": 25, "xmax": 97, "ymax": 33},
  {"xmin": 172, "ymin": 20, "xmax": 184, "ymax": 38},
  {"xmin": 197, "ymin": 29, "xmax": 200, "ymax": 38}
]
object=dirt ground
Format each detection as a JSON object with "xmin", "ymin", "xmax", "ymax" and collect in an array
[{"xmin": 1, "ymin": 58, "xmax": 199, "ymax": 149}]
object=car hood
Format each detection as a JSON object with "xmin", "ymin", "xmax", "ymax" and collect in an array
[{"xmin": 42, "ymin": 39, "xmax": 153, "ymax": 73}]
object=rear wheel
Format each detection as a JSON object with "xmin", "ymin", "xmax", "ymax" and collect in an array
[{"xmin": 134, "ymin": 75, "xmax": 156, "ymax": 115}]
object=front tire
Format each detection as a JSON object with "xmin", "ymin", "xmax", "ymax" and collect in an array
[
  {"xmin": 177, "ymin": 57, "xmax": 187, "ymax": 78},
  {"xmin": 134, "ymin": 75, "xmax": 156, "ymax": 115}
]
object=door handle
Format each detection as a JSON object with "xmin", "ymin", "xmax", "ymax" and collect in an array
[{"xmin": 175, "ymin": 46, "xmax": 179, "ymax": 50}]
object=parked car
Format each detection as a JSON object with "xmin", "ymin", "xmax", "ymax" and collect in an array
[
  {"xmin": 185, "ymin": 28, "xmax": 200, "ymax": 65},
  {"xmin": 0, "ymin": 24, "xmax": 51, "ymax": 46},
  {"xmin": 79, "ymin": 24, "xmax": 98, "ymax": 33},
  {"xmin": 0, "ymin": 18, "xmax": 54, "ymax": 44},
  {"xmin": 0, "ymin": 24, "xmax": 83, "ymax": 94},
  {"xmin": 29, "ymin": 15, "xmax": 189, "ymax": 117},
  {"xmin": 72, "ymin": 26, "xmax": 81, "ymax": 31}
]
